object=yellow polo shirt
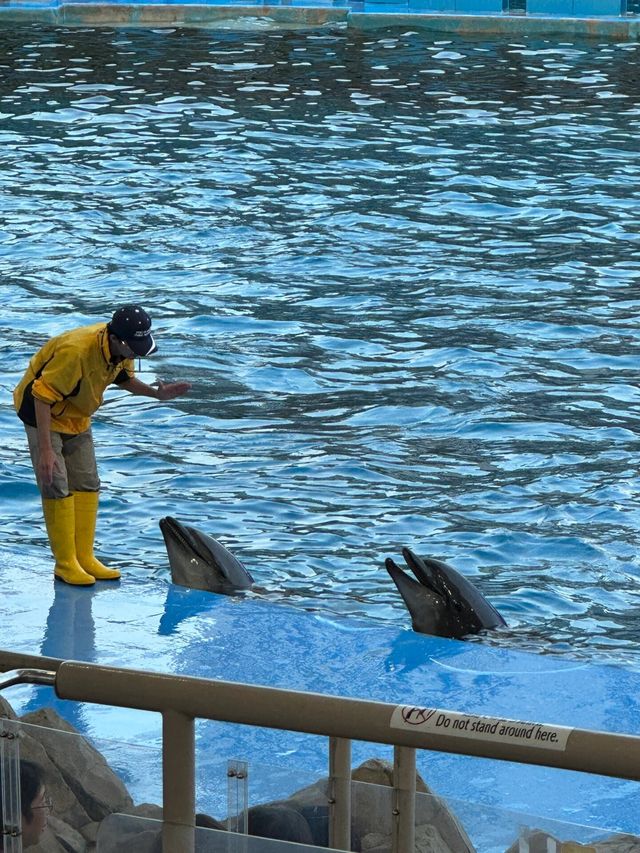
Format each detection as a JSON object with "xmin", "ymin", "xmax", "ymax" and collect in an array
[{"xmin": 14, "ymin": 323, "xmax": 135, "ymax": 435}]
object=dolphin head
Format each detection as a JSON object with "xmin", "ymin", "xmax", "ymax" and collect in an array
[
  {"xmin": 385, "ymin": 547, "xmax": 506, "ymax": 639},
  {"xmin": 159, "ymin": 517, "xmax": 254, "ymax": 594}
]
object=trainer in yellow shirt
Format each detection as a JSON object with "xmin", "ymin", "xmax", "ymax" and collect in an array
[{"xmin": 14, "ymin": 305, "xmax": 191, "ymax": 586}]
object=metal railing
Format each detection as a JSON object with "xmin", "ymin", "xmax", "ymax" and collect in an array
[{"xmin": 2, "ymin": 648, "xmax": 640, "ymax": 852}]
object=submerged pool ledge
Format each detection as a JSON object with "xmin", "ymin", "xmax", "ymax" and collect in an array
[{"xmin": 0, "ymin": 1, "xmax": 639, "ymax": 37}]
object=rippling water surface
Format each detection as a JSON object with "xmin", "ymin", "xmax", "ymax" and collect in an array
[{"xmin": 1, "ymin": 24, "xmax": 640, "ymax": 668}]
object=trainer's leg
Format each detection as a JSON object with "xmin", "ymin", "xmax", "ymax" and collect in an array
[
  {"xmin": 25, "ymin": 426, "xmax": 95, "ymax": 586},
  {"xmin": 64, "ymin": 430, "xmax": 120, "ymax": 581}
]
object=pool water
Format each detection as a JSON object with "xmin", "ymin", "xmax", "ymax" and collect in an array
[{"xmin": 1, "ymin": 26, "xmax": 640, "ymax": 669}]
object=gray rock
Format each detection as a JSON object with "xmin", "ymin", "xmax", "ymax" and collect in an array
[
  {"xmin": 19, "ymin": 816, "xmax": 85, "ymax": 853},
  {"xmin": 127, "ymin": 803, "xmax": 164, "ymax": 821},
  {"xmin": 0, "ymin": 695, "xmax": 18, "ymax": 720},
  {"xmin": 362, "ymin": 831, "xmax": 391, "ymax": 852},
  {"xmin": 362, "ymin": 823, "xmax": 461, "ymax": 853},
  {"xmin": 414, "ymin": 789, "xmax": 474, "ymax": 853},
  {"xmin": 352, "ymin": 759, "xmax": 470, "ymax": 848},
  {"xmin": 353, "ymin": 757, "xmax": 429, "ymax": 793},
  {"xmin": 595, "ymin": 835, "xmax": 640, "ymax": 853},
  {"xmin": 17, "ymin": 728, "xmax": 93, "ymax": 829},
  {"xmin": 25, "ymin": 825, "xmax": 69, "ymax": 853},
  {"xmin": 80, "ymin": 821, "xmax": 100, "ymax": 844},
  {"xmin": 276, "ymin": 757, "xmax": 474, "ymax": 853},
  {"xmin": 96, "ymin": 814, "xmax": 161, "ymax": 853},
  {"xmin": 45, "ymin": 814, "xmax": 87, "ymax": 853},
  {"xmin": 506, "ymin": 830, "xmax": 640, "ymax": 853},
  {"xmin": 20, "ymin": 707, "xmax": 133, "ymax": 821}
]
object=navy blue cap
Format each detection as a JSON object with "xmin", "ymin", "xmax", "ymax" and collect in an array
[{"xmin": 109, "ymin": 305, "xmax": 157, "ymax": 357}]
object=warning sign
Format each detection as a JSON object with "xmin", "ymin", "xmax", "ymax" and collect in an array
[{"xmin": 390, "ymin": 706, "xmax": 572, "ymax": 751}]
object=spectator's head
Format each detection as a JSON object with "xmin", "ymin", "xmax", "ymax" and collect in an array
[{"xmin": 0, "ymin": 759, "xmax": 49, "ymax": 849}]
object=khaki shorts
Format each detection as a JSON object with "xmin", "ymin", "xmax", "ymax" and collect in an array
[{"xmin": 25, "ymin": 426, "xmax": 100, "ymax": 499}]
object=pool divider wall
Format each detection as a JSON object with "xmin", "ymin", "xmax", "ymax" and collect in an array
[
  {"xmin": 0, "ymin": 2, "xmax": 639, "ymax": 38},
  {"xmin": 0, "ymin": 3, "xmax": 347, "ymax": 25},
  {"xmin": 349, "ymin": 8, "xmax": 639, "ymax": 32}
]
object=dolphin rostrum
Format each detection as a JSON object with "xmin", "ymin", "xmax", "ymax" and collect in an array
[
  {"xmin": 385, "ymin": 547, "xmax": 506, "ymax": 639},
  {"xmin": 159, "ymin": 516, "xmax": 254, "ymax": 594}
]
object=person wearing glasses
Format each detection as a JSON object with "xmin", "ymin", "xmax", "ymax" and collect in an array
[
  {"xmin": 0, "ymin": 759, "xmax": 51, "ymax": 849},
  {"xmin": 13, "ymin": 305, "xmax": 191, "ymax": 586}
]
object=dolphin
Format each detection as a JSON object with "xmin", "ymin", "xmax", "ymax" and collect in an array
[
  {"xmin": 159, "ymin": 516, "xmax": 254, "ymax": 594},
  {"xmin": 385, "ymin": 547, "xmax": 506, "ymax": 639}
]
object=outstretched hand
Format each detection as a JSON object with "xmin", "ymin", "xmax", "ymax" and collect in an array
[{"xmin": 156, "ymin": 381, "xmax": 192, "ymax": 401}]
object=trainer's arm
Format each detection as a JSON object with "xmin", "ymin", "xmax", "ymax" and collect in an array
[
  {"xmin": 34, "ymin": 398, "xmax": 56, "ymax": 487},
  {"xmin": 119, "ymin": 377, "xmax": 192, "ymax": 401}
]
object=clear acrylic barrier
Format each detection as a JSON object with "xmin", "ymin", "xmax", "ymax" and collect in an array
[
  {"xmin": 347, "ymin": 780, "xmax": 635, "ymax": 853},
  {"xmin": 441, "ymin": 792, "xmax": 620, "ymax": 853},
  {"xmin": 96, "ymin": 815, "xmax": 341, "ymax": 851},
  {"xmin": 93, "ymin": 787, "xmax": 634, "ymax": 852},
  {"xmin": 195, "ymin": 733, "xmax": 326, "ymax": 819},
  {"xmin": 1, "ymin": 712, "xmax": 638, "ymax": 853},
  {"xmin": 0, "ymin": 720, "xmax": 154, "ymax": 853}
]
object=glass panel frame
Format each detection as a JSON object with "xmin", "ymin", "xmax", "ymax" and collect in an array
[{"xmin": 0, "ymin": 718, "xmax": 22, "ymax": 853}]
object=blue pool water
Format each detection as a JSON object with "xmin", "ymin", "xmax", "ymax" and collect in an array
[
  {"xmin": 1, "ymin": 26, "xmax": 640, "ymax": 668},
  {"xmin": 1, "ymin": 24, "xmax": 640, "ymax": 846}
]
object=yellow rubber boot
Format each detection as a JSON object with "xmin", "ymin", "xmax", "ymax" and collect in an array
[
  {"xmin": 42, "ymin": 497, "xmax": 96, "ymax": 586},
  {"xmin": 73, "ymin": 491, "xmax": 121, "ymax": 580}
]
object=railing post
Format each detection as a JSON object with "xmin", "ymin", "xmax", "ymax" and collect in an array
[
  {"xmin": 328, "ymin": 736, "xmax": 352, "ymax": 851},
  {"xmin": 392, "ymin": 745, "xmax": 415, "ymax": 853},
  {"xmin": 162, "ymin": 709, "xmax": 195, "ymax": 853},
  {"xmin": 0, "ymin": 719, "xmax": 23, "ymax": 853}
]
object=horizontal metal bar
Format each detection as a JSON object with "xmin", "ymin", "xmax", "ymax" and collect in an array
[
  {"xmin": 0, "ymin": 651, "xmax": 63, "ymax": 673},
  {"xmin": 2, "ymin": 650, "xmax": 639, "ymax": 786},
  {"xmin": 31, "ymin": 657, "xmax": 640, "ymax": 784},
  {"xmin": 0, "ymin": 668, "xmax": 57, "ymax": 691}
]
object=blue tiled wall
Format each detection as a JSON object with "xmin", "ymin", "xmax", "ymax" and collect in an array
[
  {"xmin": 363, "ymin": 0, "xmax": 503, "ymax": 12},
  {"xmin": 528, "ymin": 0, "xmax": 623, "ymax": 13}
]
